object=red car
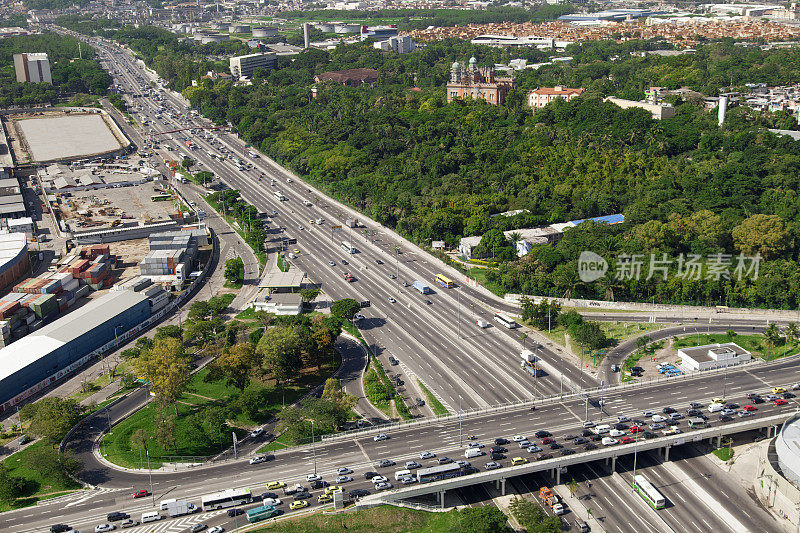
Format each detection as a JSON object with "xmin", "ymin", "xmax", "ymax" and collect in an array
[
  {"xmin": 774, "ymin": 399, "xmax": 789, "ymax": 406},
  {"xmin": 620, "ymin": 437, "xmax": 634, "ymax": 444},
  {"xmin": 132, "ymin": 489, "xmax": 149, "ymax": 499},
  {"xmin": 743, "ymin": 405, "xmax": 757, "ymax": 412},
  {"xmin": 629, "ymin": 425, "xmax": 643, "ymax": 433},
  {"xmin": 541, "ymin": 437, "xmax": 554, "ymax": 445}
]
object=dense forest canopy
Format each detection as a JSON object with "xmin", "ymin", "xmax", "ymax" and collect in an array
[
  {"xmin": 279, "ymin": 5, "xmax": 575, "ymax": 30},
  {"xmin": 0, "ymin": 32, "xmax": 111, "ymax": 107},
  {"xmin": 58, "ymin": 17, "xmax": 800, "ymax": 308}
]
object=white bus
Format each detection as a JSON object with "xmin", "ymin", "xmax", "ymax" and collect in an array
[
  {"xmin": 200, "ymin": 488, "xmax": 252, "ymax": 511},
  {"xmin": 494, "ymin": 313, "xmax": 518, "ymax": 329},
  {"xmin": 273, "ymin": 191, "xmax": 285, "ymax": 201},
  {"xmin": 633, "ymin": 475, "xmax": 665, "ymax": 509},
  {"xmin": 341, "ymin": 241, "xmax": 357, "ymax": 254}
]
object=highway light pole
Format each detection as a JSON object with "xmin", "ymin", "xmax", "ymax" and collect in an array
[
  {"xmin": 459, "ymin": 395, "xmax": 462, "ymax": 447},
  {"xmin": 311, "ymin": 420, "xmax": 317, "ymax": 476},
  {"xmin": 457, "ymin": 288, "xmax": 461, "ymax": 339},
  {"xmin": 632, "ymin": 430, "xmax": 640, "ymax": 489}
]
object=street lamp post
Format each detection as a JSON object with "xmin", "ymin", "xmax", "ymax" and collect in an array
[
  {"xmin": 311, "ymin": 420, "xmax": 317, "ymax": 476},
  {"xmin": 458, "ymin": 395, "xmax": 462, "ymax": 446}
]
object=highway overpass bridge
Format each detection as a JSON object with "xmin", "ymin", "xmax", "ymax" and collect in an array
[{"xmin": 357, "ymin": 413, "xmax": 788, "ymax": 509}]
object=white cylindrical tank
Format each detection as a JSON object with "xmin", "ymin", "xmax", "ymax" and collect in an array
[{"xmin": 718, "ymin": 95, "xmax": 728, "ymax": 126}]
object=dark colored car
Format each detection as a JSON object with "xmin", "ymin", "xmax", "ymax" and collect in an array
[
  {"xmin": 662, "ymin": 407, "xmax": 676, "ymax": 414},
  {"xmin": 573, "ymin": 437, "xmax": 588, "ymax": 445},
  {"xmin": 494, "ymin": 438, "xmax": 509, "ymax": 445},
  {"xmin": 349, "ymin": 489, "xmax": 371, "ymax": 498},
  {"xmin": 491, "ymin": 452, "xmax": 506, "ymax": 460},
  {"xmin": 261, "ymin": 492, "xmax": 279, "ymax": 500},
  {"xmin": 50, "ymin": 525, "xmax": 71, "ymax": 533},
  {"xmin": 590, "ymin": 434, "xmax": 603, "ymax": 442},
  {"xmin": 614, "ymin": 423, "xmax": 628, "ymax": 430},
  {"xmin": 537, "ymin": 453, "xmax": 553, "ymax": 461},
  {"xmin": 563, "ymin": 434, "xmax": 577, "ymax": 440},
  {"xmin": 784, "ymin": 393, "xmax": 796, "ymax": 399},
  {"xmin": 752, "ymin": 396, "xmax": 765, "ymax": 404},
  {"xmin": 311, "ymin": 480, "xmax": 329, "ymax": 489},
  {"xmin": 581, "ymin": 429, "xmax": 594, "ymax": 437},
  {"xmin": 643, "ymin": 431, "xmax": 658, "ymax": 439},
  {"xmin": 491, "ymin": 446, "xmax": 507, "ymax": 453},
  {"xmin": 584, "ymin": 443, "xmax": 598, "ymax": 451},
  {"xmin": 541, "ymin": 437, "xmax": 554, "ymax": 445},
  {"xmin": 561, "ymin": 449, "xmax": 576, "ymax": 456},
  {"xmin": 364, "ymin": 471, "xmax": 379, "ymax": 480},
  {"xmin": 724, "ymin": 403, "xmax": 740, "ymax": 410},
  {"xmin": 719, "ymin": 414, "xmax": 733, "ymax": 422},
  {"xmin": 107, "ymin": 512, "xmax": 129, "ymax": 522},
  {"xmin": 687, "ymin": 409, "xmax": 702, "ymax": 417},
  {"xmin": 549, "ymin": 442, "xmax": 563, "ymax": 450},
  {"xmin": 293, "ymin": 492, "xmax": 312, "ymax": 501},
  {"xmin": 227, "ymin": 508, "xmax": 245, "ymax": 517},
  {"xmin": 534, "ymin": 430, "xmax": 551, "ymax": 439}
]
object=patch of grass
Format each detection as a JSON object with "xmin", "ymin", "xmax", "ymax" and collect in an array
[
  {"xmin": 224, "ymin": 280, "xmax": 243, "ymax": 289},
  {"xmin": 258, "ymin": 432, "xmax": 294, "ymax": 453},
  {"xmin": 0, "ymin": 441, "xmax": 82, "ymax": 512},
  {"xmin": 363, "ymin": 357, "xmax": 393, "ymax": 417},
  {"xmin": 236, "ymin": 307, "xmax": 258, "ymax": 320},
  {"xmin": 252, "ymin": 504, "xmax": 480, "ymax": 532},
  {"xmin": 203, "ymin": 195, "xmax": 267, "ymax": 270},
  {"xmin": 394, "ymin": 397, "xmax": 412, "ymax": 420},
  {"xmin": 417, "ymin": 380, "xmax": 449, "ymax": 416},
  {"xmin": 277, "ymin": 255, "xmax": 290, "ymax": 272},
  {"xmin": 673, "ymin": 332, "xmax": 800, "ymax": 361},
  {"xmin": 713, "ymin": 447, "xmax": 734, "ymax": 461},
  {"xmin": 466, "ymin": 267, "xmax": 505, "ymax": 297}
]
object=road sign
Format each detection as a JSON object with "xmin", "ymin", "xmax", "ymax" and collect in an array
[{"xmin": 331, "ymin": 225, "xmax": 342, "ymax": 232}]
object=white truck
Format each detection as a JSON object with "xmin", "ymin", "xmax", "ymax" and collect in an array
[
  {"xmin": 165, "ymin": 500, "xmax": 197, "ymax": 518},
  {"xmin": 412, "ymin": 280, "xmax": 430, "ymax": 294}
]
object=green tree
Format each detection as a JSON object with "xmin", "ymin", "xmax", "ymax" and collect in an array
[
  {"xmin": 182, "ymin": 157, "xmax": 194, "ymax": 170},
  {"xmin": 0, "ymin": 466, "xmax": 26, "ymax": 502},
  {"xmin": 256, "ymin": 326, "xmax": 303, "ymax": 386},
  {"xmin": 205, "ymin": 342, "xmax": 260, "ymax": 391},
  {"xmin": 300, "ymin": 287, "xmax": 320, "ymax": 302},
  {"xmin": 136, "ymin": 337, "xmax": 192, "ymax": 414},
  {"xmin": 569, "ymin": 321, "xmax": 611, "ymax": 350},
  {"xmin": 25, "ymin": 447, "xmax": 82, "ymax": 484},
  {"xmin": 331, "ymin": 298, "xmax": 361, "ymax": 320},
  {"xmin": 731, "ymin": 214, "xmax": 789, "ymax": 259},
  {"xmin": 453, "ymin": 506, "xmax": 510, "ymax": 533},
  {"xmin": 20, "ymin": 397, "xmax": 82, "ymax": 444},
  {"xmin": 224, "ymin": 256, "xmax": 244, "ymax": 283}
]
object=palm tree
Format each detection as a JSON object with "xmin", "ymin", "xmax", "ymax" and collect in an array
[
  {"xmin": 567, "ymin": 478, "xmax": 579, "ymax": 497},
  {"xmin": 764, "ymin": 323, "xmax": 780, "ymax": 358},
  {"xmin": 786, "ymin": 322, "xmax": 799, "ymax": 347},
  {"xmin": 596, "ymin": 273, "xmax": 622, "ymax": 302}
]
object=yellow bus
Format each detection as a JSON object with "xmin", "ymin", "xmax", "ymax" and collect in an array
[{"xmin": 435, "ymin": 274, "xmax": 454, "ymax": 288}]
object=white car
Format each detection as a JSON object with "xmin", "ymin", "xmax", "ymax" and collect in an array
[
  {"xmin": 419, "ymin": 451, "xmax": 435, "ymax": 459},
  {"xmin": 336, "ymin": 475, "xmax": 354, "ymax": 483},
  {"xmin": 306, "ymin": 474, "xmax": 321, "ymax": 482},
  {"xmin": 371, "ymin": 475, "xmax": 388, "ymax": 484},
  {"xmin": 467, "ymin": 442, "xmax": 484, "ymax": 449},
  {"xmin": 375, "ymin": 482, "xmax": 393, "ymax": 491},
  {"xmin": 601, "ymin": 437, "xmax": 618, "ymax": 446},
  {"xmin": 616, "ymin": 416, "xmax": 630, "ymax": 423},
  {"xmin": 262, "ymin": 498, "xmax": 281, "ymax": 506},
  {"xmin": 250, "ymin": 428, "xmax": 264, "ymax": 438},
  {"xmin": 208, "ymin": 528, "xmax": 224, "ymax": 533},
  {"xmin": 249, "ymin": 455, "xmax": 268, "ymax": 465},
  {"xmin": 485, "ymin": 462, "xmax": 502, "ymax": 470},
  {"xmin": 337, "ymin": 467, "xmax": 353, "ymax": 475},
  {"xmin": 651, "ymin": 414, "xmax": 667, "ymax": 423},
  {"xmin": 512, "ymin": 435, "xmax": 527, "ymax": 442},
  {"xmin": 95, "ymin": 525, "xmax": 116, "ymax": 533},
  {"xmin": 373, "ymin": 434, "xmax": 388, "ymax": 442},
  {"xmin": 793, "ymin": 383, "xmax": 800, "ymax": 391},
  {"xmin": 609, "ymin": 429, "xmax": 626, "ymax": 438},
  {"xmin": 388, "ymin": 297, "xmax": 396, "ymax": 303}
]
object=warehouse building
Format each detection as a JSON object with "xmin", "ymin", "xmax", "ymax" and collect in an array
[
  {"xmin": 0, "ymin": 290, "xmax": 152, "ymax": 410},
  {"xmin": 0, "ymin": 232, "xmax": 29, "ymax": 293},
  {"xmin": 13, "ymin": 53, "xmax": 51, "ymax": 84}
]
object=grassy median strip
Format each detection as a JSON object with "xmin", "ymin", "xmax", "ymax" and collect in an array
[
  {"xmin": 0, "ymin": 441, "xmax": 83, "ymax": 512},
  {"xmin": 417, "ymin": 380, "xmax": 449, "ymax": 416}
]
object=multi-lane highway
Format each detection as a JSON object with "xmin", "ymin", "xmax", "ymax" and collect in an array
[{"xmin": 83, "ymin": 33, "xmax": 601, "ymax": 415}]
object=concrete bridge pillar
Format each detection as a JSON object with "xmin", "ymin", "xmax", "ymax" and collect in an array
[
  {"xmin": 556, "ymin": 467, "xmax": 561, "ymax": 485},
  {"xmin": 716, "ymin": 435, "xmax": 722, "ymax": 448},
  {"xmin": 500, "ymin": 478, "xmax": 506, "ymax": 496},
  {"xmin": 610, "ymin": 456, "xmax": 616, "ymax": 472},
  {"xmin": 439, "ymin": 490, "xmax": 446, "ymax": 509},
  {"xmin": 664, "ymin": 445, "xmax": 670, "ymax": 462}
]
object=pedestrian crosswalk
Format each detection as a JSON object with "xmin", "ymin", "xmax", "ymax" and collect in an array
[{"xmin": 127, "ymin": 510, "xmax": 226, "ymax": 532}]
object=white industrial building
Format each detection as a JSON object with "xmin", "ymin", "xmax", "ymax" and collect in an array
[
  {"xmin": 605, "ymin": 97, "xmax": 676, "ymax": 120},
  {"xmin": 677, "ymin": 342, "xmax": 751, "ymax": 372},
  {"xmin": 13, "ymin": 53, "xmax": 51, "ymax": 84},
  {"xmin": 374, "ymin": 35, "xmax": 415, "ymax": 54},
  {"xmin": 229, "ymin": 52, "xmax": 277, "ymax": 80},
  {"xmin": 250, "ymin": 292, "xmax": 303, "ymax": 315}
]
